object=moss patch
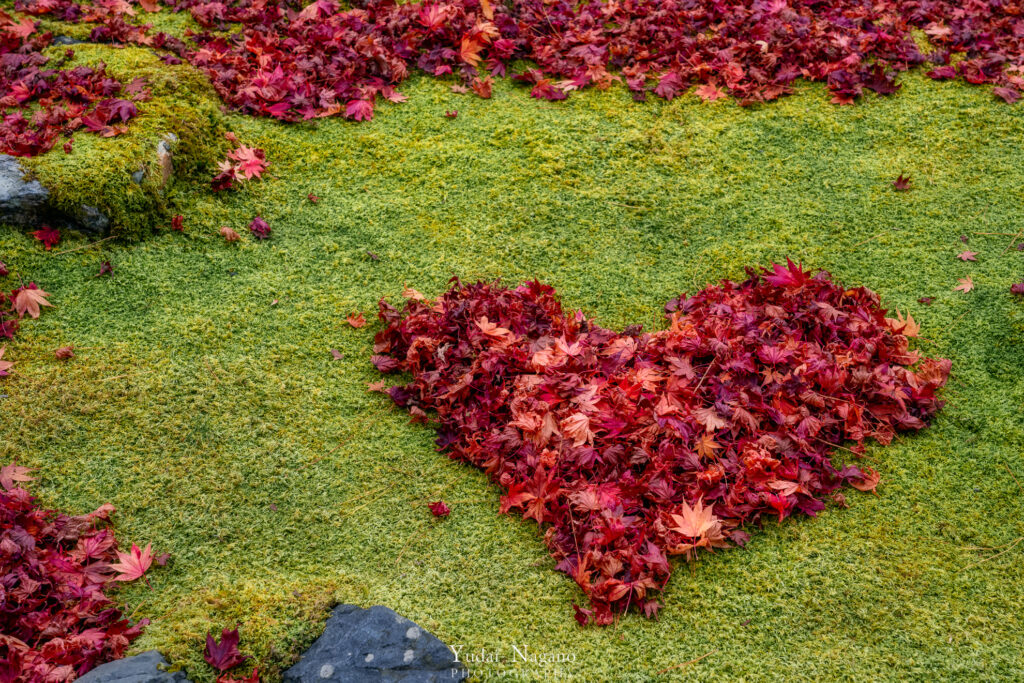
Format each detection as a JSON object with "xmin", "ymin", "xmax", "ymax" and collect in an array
[{"xmin": 1, "ymin": 54, "xmax": 1023, "ymax": 683}]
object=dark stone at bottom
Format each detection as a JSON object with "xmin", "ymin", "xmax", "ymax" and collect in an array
[
  {"xmin": 283, "ymin": 605, "xmax": 467, "ymax": 683},
  {"xmin": 76, "ymin": 651, "xmax": 191, "ymax": 683}
]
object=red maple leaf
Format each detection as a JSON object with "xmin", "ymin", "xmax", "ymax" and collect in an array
[
  {"xmin": 893, "ymin": 174, "xmax": 912, "ymax": 191},
  {"xmin": 227, "ymin": 146, "xmax": 267, "ymax": 180},
  {"xmin": 345, "ymin": 99, "xmax": 374, "ymax": 121},
  {"xmin": 428, "ymin": 500, "xmax": 450, "ymax": 517},
  {"xmin": 205, "ymin": 628, "xmax": 250, "ymax": 672},
  {"xmin": 31, "ymin": 226, "xmax": 61, "ymax": 250},
  {"xmin": 695, "ymin": 83, "xmax": 726, "ymax": 101}
]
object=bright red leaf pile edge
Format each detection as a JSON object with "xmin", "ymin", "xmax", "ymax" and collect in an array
[
  {"xmin": 0, "ymin": 474, "xmax": 149, "ymax": 681},
  {"xmin": 4, "ymin": 0, "xmax": 1024, "ymax": 156},
  {"xmin": 372, "ymin": 262, "xmax": 950, "ymax": 624}
]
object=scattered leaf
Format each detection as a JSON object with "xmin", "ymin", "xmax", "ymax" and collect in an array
[
  {"xmin": 31, "ymin": 226, "xmax": 61, "ymax": 250},
  {"xmin": 97, "ymin": 261, "xmax": 114, "ymax": 277},
  {"xmin": 428, "ymin": 500, "xmax": 451, "ymax": 517},
  {"xmin": 893, "ymin": 174, "xmax": 912, "ymax": 191},
  {"xmin": 55, "ymin": 346, "xmax": 74, "ymax": 360},
  {"xmin": 957, "ymin": 251, "xmax": 978, "ymax": 261},
  {"xmin": 13, "ymin": 285, "xmax": 53, "ymax": 319},
  {"xmin": 347, "ymin": 312, "xmax": 367, "ymax": 328},
  {"xmin": 249, "ymin": 216, "xmax": 271, "ymax": 239},
  {"xmin": 204, "ymin": 628, "xmax": 250, "ymax": 673},
  {"xmin": 220, "ymin": 227, "xmax": 241, "ymax": 243},
  {"xmin": 109, "ymin": 543, "xmax": 153, "ymax": 582},
  {"xmin": 955, "ymin": 276, "xmax": 975, "ymax": 293},
  {"xmin": 0, "ymin": 462, "xmax": 32, "ymax": 490}
]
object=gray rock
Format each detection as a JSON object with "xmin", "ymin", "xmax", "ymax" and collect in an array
[
  {"xmin": 76, "ymin": 203, "xmax": 110, "ymax": 234},
  {"xmin": 284, "ymin": 605, "xmax": 467, "ymax": 683},
  {"xmin": 76, "ymin": 651, "xmax": 191, "ymax": 683},
  {"xmin": 52, "ymin": 35, "xmax": 85, "ymax": 46},
  {"xmin": 0, "ymin": 153, "xmax": 112, "ymax": 235},
  {"xmin": 0, "ymin": 154, "xmax": 50, "ymax": 227}
]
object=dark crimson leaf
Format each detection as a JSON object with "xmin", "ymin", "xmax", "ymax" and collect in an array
[
  {"xmin": 249, "ymin": 216, "xmax": 271, "ymax": 239},
  {"xmin": 204, "ymin": 628, "xmax": 250, "ymax": 673}
]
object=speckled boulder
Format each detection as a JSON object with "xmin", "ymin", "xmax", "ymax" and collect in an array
[
  {"xmin": 76, "ymin": 651, "xmax": 191, "ymax": 683},
  {"xmin": 283, "ymin": 605, "xmax": 467, "ymax": 683}
]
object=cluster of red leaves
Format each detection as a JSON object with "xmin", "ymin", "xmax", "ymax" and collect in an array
[
  {"xmin": 372, "ymin": 262, "xmax": 950, "ymax": 624},
  {"xmin": 211, "ymin": 144, "xmax": 268, "ymax": 191},
  {"xmin": 0, "ymin": 468, "xmax": 149, "ymax": 681},
  {"xmin": 11, "ymin": 0, "xmax": 1024, "ymax": 129},
  {"xmin": 0, "ymin": 7, "xmax": 148, "ymax": 157}
]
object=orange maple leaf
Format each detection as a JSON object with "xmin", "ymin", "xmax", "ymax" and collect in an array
[
  {"xmin": 560, "ymin": 412, "xmax": 594, "ymax": 447},
  {"xmin": 954, "ymin": 276, "xmax": 974, "ymax": 293},
  {"xmin": 220, "ymin": 226, "xmax": 241, "ymax": 242},
  {"xmin": 0, "ymin": 346, "xmax": 11, "ymax": 377},
  {"xmin": 346, "ymin": 312, "xmax": 367, "ymax": 328},
  {"xmin": 849, "ymin": 468, "xmax": 881, "ymax": 495},
  {"xmin": 668, "ymin": 498, "xmax": 719, "ymax": 539},
  {"xmin": 695, "ymin": 83, "xmax": 726, "ymax": 101},
  {"xmin": 885, "ymin": 309, "xmax": 920, "ymax": 337},
  {"xmin": 13, "ymin": 286, "xmax": 53, "ymax": 319},
  {"xmin": 476, "ymin": 316, "xmax": 511, "ymax": 338}
]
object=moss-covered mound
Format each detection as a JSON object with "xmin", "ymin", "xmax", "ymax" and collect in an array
[{"xmin": 18, "ymin": 43, "xmax": 226, "ymax": 241}]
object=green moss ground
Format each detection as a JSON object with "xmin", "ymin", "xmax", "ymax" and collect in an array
[{"xmin": 1, "ymin": 50, "xmax": 1024, "ymax": 681}]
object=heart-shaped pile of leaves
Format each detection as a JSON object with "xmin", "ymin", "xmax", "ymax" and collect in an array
[{"xmin": 372, "ymin": 262, "xmax": 950, "ymax": 624}]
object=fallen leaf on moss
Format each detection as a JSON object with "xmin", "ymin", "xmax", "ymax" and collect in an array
[
  {"xmin": 31, "ymin": 226, "xmax": 60, "ymax": 250},
  {"xmin": 109, "ymin": 543, "xmax": 153, "ymax": 583},
  {"xmin": 955, "ymin": 276, "xmax": 975, "ymax": 293},
  {"xmin": 205, "ymin": 628, "xmax": 250, "ymax": 673},
  {"xmin": 13, "ymin": 285, "xmax": 52, "ymax": 319}
]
